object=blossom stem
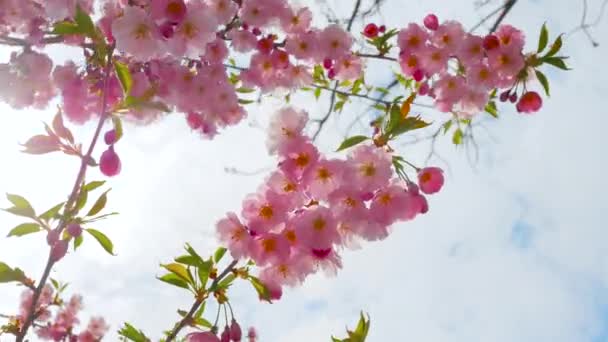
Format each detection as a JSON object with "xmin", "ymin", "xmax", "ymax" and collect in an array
[
  {"xmin": 16, "ymin": 45, "xmax": 115, "ymax": 342},
  {"xmin": 356, "ymin": 52, "xmax": 398, "ymax": 62},
  {"xmin": 165, "ymin": 259, "xmax": 239, "ymax": 342}
]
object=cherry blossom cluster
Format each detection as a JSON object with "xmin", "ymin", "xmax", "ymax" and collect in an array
[
  {"xmin": 14, "ymin": 284, "xmax": 108, "ymax": 341},
  {"xmin": 186, "ymin": 321, "xmax": 258, "ymax": 342},
  {"xmin": 217, "ymin": 107, "xmax": 444, "ymax": 298},
  {"xmin": 396, "ymin": 14, "xmax": 536, "ymax": 116}
]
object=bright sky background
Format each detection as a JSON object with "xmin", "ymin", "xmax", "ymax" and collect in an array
[{"xmin": 1, "ymin": 0, "xmax": 608, "ymax": 341}]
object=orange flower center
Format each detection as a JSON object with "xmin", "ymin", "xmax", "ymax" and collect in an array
[
  {"xmin": 262, "ymin": 238, "xmax": 276, "ymax": 253},
  {"xmin": 361, "ymin": 163, "xmax": 376, "ymax": 177},
  {"xmin": 134, "ymin": 24, "xmax": 150, "ymax": 39},
  {"xmin": 317, "ymin": 167, "xmax": 332, "ymax": 181},
  {"xmin": 420, "ymin": 172, "xmax": 432, "ymax": 183},
  {"xmin": 295, "ymin": 153, "xmax": 310, "ymax": 168},
  {"xmin": 259, "ymin": 205, "xmax": 273, "ymax": 220},
  {"xmin": 166, "ymin": 2, "xmax": 182, "ymax": 15},
  {"xmin": 313, "ymin": 217, "xmax": 326, "ymax": 231},
  {"xmin": 181, "ymin": 22, "xmax": 198, "ymax": 39}
]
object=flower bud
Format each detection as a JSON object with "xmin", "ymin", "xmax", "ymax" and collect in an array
[
  {"xmin": 104, "ymin": 130, "xmax": 117, "ymax": 145},
  {"xmin": 363, "ymin": 23, "xmax": 379, "ymax": 38},
  {"xmin": 50, "ymin": 240, "xmax": 69, "ymax": 263},
  {"xmin": 100, "ymin": 145, "xmax": 121, "ymax": 177},
  {"xmin": 423, "ymin": 14, "xmax": 439, "ymax": 30},
  {"xmin": 67, "ymin": 223, "xmax": 83, "ymax": 238},
  {"xmin": 516, "ymin": 91, "xmax": 542, "ymax": 113},
  {"xmin": 230, "ymin": 319, "xmax": 242, "ymax": 341}
]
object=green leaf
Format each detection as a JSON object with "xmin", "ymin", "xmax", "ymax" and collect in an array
[
  {"xmin": 538, "ymin": 23, "xmax": 549, "ymax": 53},
  {"xmin": 314, "ymin": 87, "xmax": 322, "ymax": 100},
  {"xmin": 217, "ymin": 273, "xmax": 237, "ymax": 290},
  {"xmin": 175, "ymin": 255, "xmax": 200, "ymax": 266},
  {"xmin": 74, "ymin": 5, "xmax": 96, "ymax": 37},
  {"xmin": 7, "ymin": 223, "xmax": 41, "ymax": 237},
  {"xmin": 535, "ymin": 70, "xmax": 550, "ymax": 96},
  {"xmin": 86, "ymin": 190, "xmax": 109, "ymax": 217},
  {"xmin": 389, "ymin": 116, "xmax": 432, "ymax": 137},
  {"xmin": 114, "ymin": 62, "xmax": 133, "ymax": 96},
  {"xmin": 197, "ymin": 260, "xmax": 213, "ymax": 288},
  {"xmin": 76, "ymin": 187, "xmax": 88, "ymax": 212},
  {"xmin": 214, "ymin": 247, "xmax": 227, "ymax": 263},
  {"xmin": 39, "ymin": 202, "xmax": 65, "ymax": 222},
  {"xmin": 0, "ymin": 262, "xmax": 26, "ymax": 284},
  {"xmin": 194, "ymin": 302, "xmax": 206, "ymax": 319},
  {"xmin": 543, "ymin": 56, "xmax": 570, "ymax": 70},
  {"xmin": 334, "ymin": 100, "xmax": 345, "ymax": 112},
  {"xmin": 85, "ymin": 228, "xmax": 114, "ymax": 255},
  {"xmin": 452, "ymin": 128, "xmax": 463, "ymax": 145},
  {"xmin": 52, "ymin": 21, "xmax": 82, "ymax": 35},
  {"xmin": 118, "ymin": 322, "xmax": 151, "ymax": 342},
  {"xmin": 384, "ymin": 103, "xmax": 402, "ymax": 134},
  {"xmin": 236, "ymin": 87, "xmax": 255, "ymax": 93},
  {"xmin": 248, "ymin": 276, "xmax": 271, "ymax": 302},
  {"xmin": 485, "ymin": 101, "xmax": 499, "ymax": 118},
  {"xmin": 112, "ymin": 116, "xmax": 124, "ymax": 143},
  {"xmin": 442, "ymin": 120, "xmax": 453, "ymax": 134},
  {"xmin": 193, "ymin": 317, "xmax": 213, "ymax": 329},
  {"xmin": 6, "ymin": 194, "xmax": 35, "ymax": 217},
  {"xmin": 336, "ymin": 135, "xmax": 369, "ymax": 152},
  {"xmin": 544, "ymin": 35, "xmax": 563, "ymax": 58},
  {"xmin": 161, "ymin": 263, "xmax": 193, "ymax": 284},
  {"xmin": 84, "ymin": 181, "xmax": 106, "ymax": 192},
  {"xmin": 74, "ymin": 235, "xmax": 83, "ymax": 250},
  {"xmin": 238, "ymin": 99, "xmax": 255, "ymax": 105},
  {"xmin": 158, "ymin": 273, "xmax": 189, "ymax": 290}
]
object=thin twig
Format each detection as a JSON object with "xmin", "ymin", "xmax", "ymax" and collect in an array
[{"xmin": 16, "ymin": 46, "xmax": 115, "ymax": 342}]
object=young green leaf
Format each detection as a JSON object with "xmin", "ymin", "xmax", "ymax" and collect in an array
[
  {"xmin": 248, "ymin": 276, "xmax": 272, "ymax": 302},
  {"xmin": 0, "ymin": 262, "xmax": 26, "ymax": 284},
  {"xmin": 39, "ymin": 202, "xmax": 65, "ymax": 221},
  {"xmin": 336, "ymin": 136, "xmax": 369, "ymax": 152},
  {"xmin": 74, "ymin": 5, "xmax": 96, "ymax": 37},
  {"xmin": 543, "ymin": 56, "xmax": 570, "ymax": 70},
  {"xmin": 85, "ymin": 228, "xmax": 114, "ymax": 255},
  {"xmin": 84, "ymin": 181, "xmax": 106, "ymax": 192},
  {"xmin": 544, "ymin": 35, "xmax": 563, "ymax": 58},
  {"xmin": 452, "ymin": 128, "xmax": 463, "ymax": 145},
  {"xmin": 118, "ymin": 322, "xmax": 151, "ymax": 342},
  {"xmin": 161, "ymin": 263, "xmax": 193, "ymax": 284},
  {"xmin": 86, "ymin": 190, "xmax": 109, "ymax": 217},
  {"xmin": 112, "ymin": 116, "xmax": 124, "ymax": 143},
  {"xmin": 538, "ymin": 23, "xmax": 549, "ymax": 53},
  {"xmin": 158, "ymin": 273, "xmax": 189, "ymax": 290},
  {"xmin": 7, "ymin": 223, "xmax": 41, "ymax": 237},
  {"xmin": 6, "ymin": 194, "xmax": 35, "ymax": 216},
  {"xmin": 214, "ymin": 247, "xmax": 227, "ymax": 263},
  {"xmin": 114, "ymin": 61, "xmax": 133, "ymax": 96},
  {"xmin": 535, "ymin": 70, "xmax": 550, "ymax": 96},
  {"xmin": 74, "ymin": 235, "xmax": 83, "ymax": 250},
  {"xmin": 52, "ymin": 21, "xmax": 82, "ymax": 35},
  {"xmin": 484, "ymin": 101, "xmax": 499, "ymax": 118}
]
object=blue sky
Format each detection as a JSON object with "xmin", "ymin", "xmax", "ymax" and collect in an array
[{"xmin": 1, "ymin": 0, "xmax": 608, "ymax": 341}]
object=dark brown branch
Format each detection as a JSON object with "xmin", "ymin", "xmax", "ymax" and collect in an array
[{"xmin": 489, "ymin": 0, "xmax": 517, "ymax": 33}]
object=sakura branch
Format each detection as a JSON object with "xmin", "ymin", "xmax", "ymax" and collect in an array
[{"xmin": 0, "ymin": 1, "xmax": 572, "ymax": 341}]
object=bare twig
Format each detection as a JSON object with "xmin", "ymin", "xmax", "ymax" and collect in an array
[{"xmin": 566, "ymin": 0, "xmax": 608, "ymax": 47}]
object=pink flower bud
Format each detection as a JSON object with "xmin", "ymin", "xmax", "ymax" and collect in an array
[
  {"xmin": 67, "ymin": 223, "xmax": 83, "ymax": 238},
  {"xmin": 509, "ymin": 93, "xmax": 518, "ymax": 103},
  {"xmin": 187, "ymin": 331, "xmax": 221, "ymax": 342},
  {"xmin": 50, "ymin": 240, "xmax": 69, "ymax": 262},
  {"xmin": 247, "ymin": 327, "xmax": 257, "ymax": 342},
  {"xmin": 516, "ymin": 91, "xmax": 542, "ymax": 113},
  {"xmin": 499, "ymin": 90, "xmax": 510, "ymax": 102},
  {"xmin": 104, "ymin": 130, "xmax": 117, "ymax": 145},
  {"xmin": 483, "ymin": 34, "xmax": 500, "ymax": 50},
  {"xmin": 423, "ymin": 14, "xmax": 439, "ymax": 30},
  {"xmin": 220, "ymin": 326, "xmax": 230, "ymax": 342},
  {"xmin": 47, "ymin": 229, "xmax": 60, "ymax": 246},
  {"xmin": 230, "ymin": 319, "xmax": 242, "ymax": 341},
  {"xmin": 413, "ymin": 69, "xmax": 424, "ymax": 82},
  {"xmin": 327, "ymin": 68, "xmax": 336, "ymax": 79},
  {"xmin": 417, "ymin": 167, "xmax": 444, "ymax": 194},
  {"xmin": 363, "ymin": 23, "xmax": 379, "ymax": 38},
  {"xmin": 100, "ymin": 145, "xmax": 121, "ymax": 177},
  {"xmin": 251, "ymin": 27, "xmax": 261, "ymax": 36},
  {"xmin": 419, "ymin": 82, "xmax": 430, "ymax": 96},
  {"xmin": 379, "ymin": 25, "xmax": 386, "ymax": 33},
  {"xmin": 323, "ymin": 58, "xmax": 333, "ymax": 69},
  {"xmin": 187, "ymin": 112, "xmax": 203, "ymax": 129}
]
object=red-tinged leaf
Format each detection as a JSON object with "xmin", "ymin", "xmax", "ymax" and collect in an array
[
  {"xmin": 21, "ymin": 135, "xmax": 61, "ymax": 155},
  {"xmin": 53, "ymin": 111, "xmax": 74, "ymax": 143}
]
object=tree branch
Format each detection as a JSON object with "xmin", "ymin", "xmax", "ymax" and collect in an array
[{"xmin": 16, "ymin": 46, "xmax": 115, "ymax": 342}]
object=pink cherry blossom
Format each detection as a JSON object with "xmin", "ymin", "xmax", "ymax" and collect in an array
[
  {"xmin": 112, "ymin": 6, "xmax": 161, "ymax": 61},
  {"xmin": 187, "ymin": 331, "xmax": 221, "ymax": 342},
  {"xmin": 397, "ymin": 23, "xmax": 429, "ymax": 53},
  {"xmin": 207, "ymin": 0, "xmax": 239, "ymax": 26},
  {"xmin": 280, "ymin": 7, "xmax": 312, "ymax": 34},
  {"xmin": 266, "ymin": 106, "xmax": 308, "ymax": 154},
  {"xmin": 347, "ymin": 145, "xmax": 392, "ymax": 193},
  {"xmin": 217, "ymin": 212, "xmax": 252, "ymax": 259},
  {"xmin": 318, "ymin": 25, "xmax": 353, "ymax": 60},
  {"xmin": 151, "ymin": 0, "xmax": 187, "ymax": 23},
  {"xmin": 431, "ymin": 21, "xmax": 465, "ymax": 50},
  {"xmin": 168, "ymin": 4, "xmax": 217, "ymax": 57}
]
